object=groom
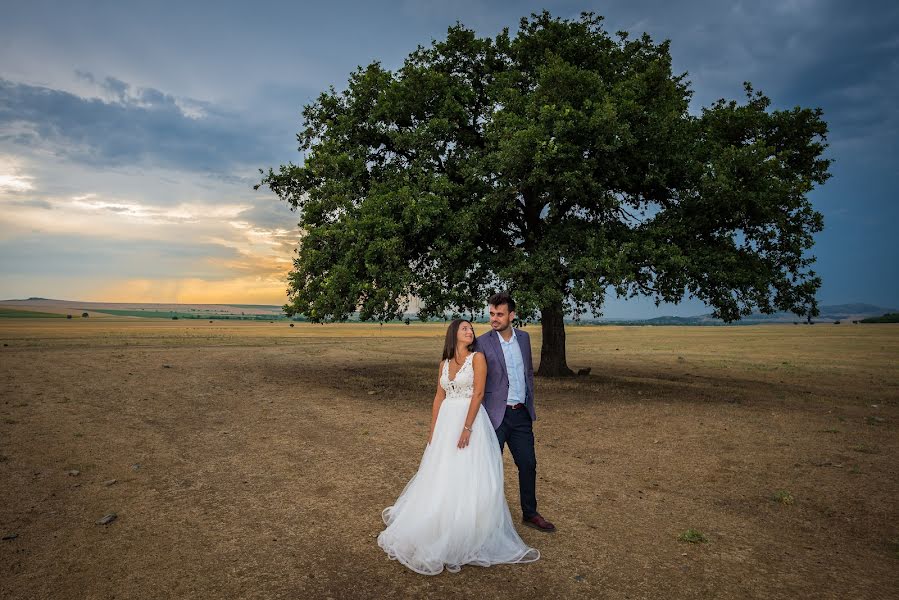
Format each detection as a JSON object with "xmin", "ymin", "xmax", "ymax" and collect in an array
[{"xmin": 475, "ymin": 292, "xmax": 556, "ymax": 533}]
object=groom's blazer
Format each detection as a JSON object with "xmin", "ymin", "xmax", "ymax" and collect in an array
[{"xmin": 475, "ymin": 328, "xmax": 537, "ymax": 429}]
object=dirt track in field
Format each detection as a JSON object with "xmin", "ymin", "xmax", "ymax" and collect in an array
[{"xmin": 1, "ymin": 320, "xmax": 897, "ymax": 599}]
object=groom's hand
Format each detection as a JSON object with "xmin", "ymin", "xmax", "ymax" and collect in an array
[{"xmin": 457, "ymin": 429, "xmax": 471, "ymax": 449}]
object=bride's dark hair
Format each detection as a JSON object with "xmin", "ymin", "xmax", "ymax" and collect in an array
[{"xmin": 442, "ymin": 318, "xmax": 475, "ymax": 361}]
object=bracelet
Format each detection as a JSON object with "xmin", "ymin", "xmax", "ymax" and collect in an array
[{"xmin": 463, "ymin": 425, "xmax": 473, "ymax": 432}]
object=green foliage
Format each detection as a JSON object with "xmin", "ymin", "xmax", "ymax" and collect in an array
[
  {"xmin": 772, "ymin": 490, "xmax": 795, "ymax": 505},
  {"xmin": 259, "ymin": 11, "xmax": 830, "ymax": 328},
  {"xmin": 678, "ymin": 529, "xmax": 707, "ymax": 543}
]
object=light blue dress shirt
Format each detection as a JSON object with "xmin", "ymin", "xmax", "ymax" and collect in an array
[{"xmin": 497, "ymin": 329, "xmax": 527, "ymax": 406}]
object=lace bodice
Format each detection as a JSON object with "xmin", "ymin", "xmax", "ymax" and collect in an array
[{"xmin": 440, "ymin": 352, "xmax": 477, "ymax": 401}]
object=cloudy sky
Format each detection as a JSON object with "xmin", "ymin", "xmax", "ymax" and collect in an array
[{"xmin": 1, "ymin": 0, "xmax": 896, "ymax": 317}]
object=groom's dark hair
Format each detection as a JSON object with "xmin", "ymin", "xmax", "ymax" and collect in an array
[{"xmin": 488, "ymin": 292, "xmax": 515, "ymax": 313}]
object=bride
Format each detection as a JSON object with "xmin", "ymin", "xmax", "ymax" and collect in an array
[{"xmin": 377, "ymin": 319, "xmax": 540, "ymax": 575}]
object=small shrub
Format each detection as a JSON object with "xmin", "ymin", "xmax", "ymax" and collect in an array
[
  {"xmin": 772, "ymin": 490, "xmax": 794, "ymax": 505},
  {"xmin": 171, "ymin": 316, "xmax": 178, "ymax": 320},
  {"xmin": 82, "ymin": 312, "xmax": 89, "ymax": 318},
  {"xmin": 678, "ymin": 529, "xmax": 707, "ymax": 543},
  {"xmin": 66, "ymin": 314, "xmax": 72, "ymax": 319}
]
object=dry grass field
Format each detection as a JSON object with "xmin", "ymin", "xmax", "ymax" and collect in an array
[{"xmin": 1, "ymin": 319, "xmax": 897, "ymax": 599}]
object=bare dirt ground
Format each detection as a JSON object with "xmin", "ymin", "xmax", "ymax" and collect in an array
[{"xmin": 1, "ymin": 319, "xmax": 897, "ymax": 600}]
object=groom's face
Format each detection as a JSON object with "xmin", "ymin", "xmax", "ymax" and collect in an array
[{"xmin": 489, "ymin": 304, "xmax": 514, "ymax": 332}]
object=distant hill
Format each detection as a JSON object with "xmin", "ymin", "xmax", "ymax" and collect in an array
[
  {"xmin": 731, "ymin": 304, "xmax": 898, "ymax": 323},
  {"xmin": 815, "ymin": 303, "xmax": 896, "ymax": 314},
  {"xmin": 587, "ymin": 303, "xmax": 898, "ymax": 325},
  {"xmin": 0, "ymin": 298, "xmax": 288, "ymax": 320}
]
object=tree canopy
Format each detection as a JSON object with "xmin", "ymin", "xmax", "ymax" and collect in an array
[{"xmin": 258, "ymin": 11, "xmax": 831, "ymax": 375}]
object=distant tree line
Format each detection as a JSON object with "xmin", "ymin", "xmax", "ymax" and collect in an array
[{"xmin": 860, "ymin": 313, "xmax": 899, "ymax": 323}]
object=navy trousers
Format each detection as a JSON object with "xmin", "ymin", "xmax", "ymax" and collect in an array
[{"xmin": 494, "ymin": 405, "xmax": 538, "ymax": 519}]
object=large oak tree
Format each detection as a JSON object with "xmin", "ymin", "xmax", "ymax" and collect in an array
[{"xmin": 258, "ymin": 11, "xmax": 831, "ymax": 376}]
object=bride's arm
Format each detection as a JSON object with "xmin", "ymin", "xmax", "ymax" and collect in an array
[
  {"xmin": 457, "ymin": 353, "xmax": 487, "ymax": 449},
  {"xmin": 428, "ymin": 361, "xmax": 447, "ymax": 445}
]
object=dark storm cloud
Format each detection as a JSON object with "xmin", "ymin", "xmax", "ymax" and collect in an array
[
  {"xmin": 572, "ymin": 1, "xmax": 899, "ymax": 153},
  {"xmin": 732, "ymin": 2, "xmax": 899, "ymax": 155},
  {"xmin": 0, "ymin": 75, "xmax": 280, "ymax": 173}
]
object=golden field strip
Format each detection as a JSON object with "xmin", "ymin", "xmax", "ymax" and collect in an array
[{"xmin": 1, "ymin": 319, "xmax": 897, "ymax": 599}]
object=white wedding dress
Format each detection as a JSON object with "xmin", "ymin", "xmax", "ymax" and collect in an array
[{"xmin": 377, "ymin": 352, "xmax": 540, "ymax": 575}]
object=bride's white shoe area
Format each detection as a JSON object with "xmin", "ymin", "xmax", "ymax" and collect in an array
[{"xmin": 377, "ymin": 353, "xmax": 539, "ymax": 575}]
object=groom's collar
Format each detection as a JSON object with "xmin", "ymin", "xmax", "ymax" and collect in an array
[{"xmin": 495, "ymin": 328, "xmax": 516, "ymax": 344}]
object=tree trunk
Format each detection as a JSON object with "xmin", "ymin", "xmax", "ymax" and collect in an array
[{"xmin": 537, "ymin": 302, "xmax": 574, "ymax": 377}]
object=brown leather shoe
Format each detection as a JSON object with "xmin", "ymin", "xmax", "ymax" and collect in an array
[{"xmin": 523, "ymin": 514, "xmax": 556, "ymax": 532}]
